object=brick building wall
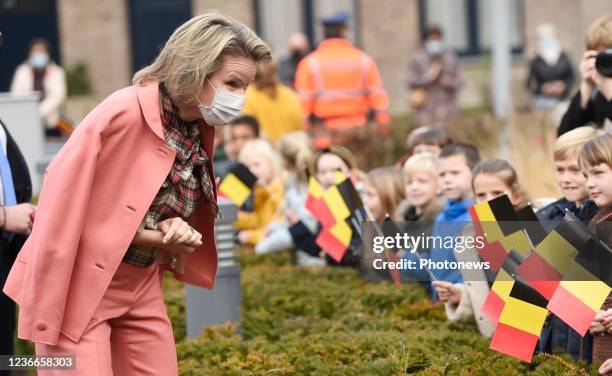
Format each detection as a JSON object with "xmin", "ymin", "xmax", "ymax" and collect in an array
[
  {"xmin": 57, "ymin": 0, "xmax": 132, "ymax": 98},
  {"xmin": 359, "ymin": 0, "xmax": 420, "ymax": 112},
  {"xmin": 192, "ymin": 0, "xmax": 255, "ymax": 28}
]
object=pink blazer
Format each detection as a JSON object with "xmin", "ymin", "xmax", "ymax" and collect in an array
[{"xmin": 3, "ymin": 81, "xmax": 218, "ymax": 346}]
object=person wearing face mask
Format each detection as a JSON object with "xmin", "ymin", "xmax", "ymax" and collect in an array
[
  {"xmin": 526, "ymin": 24, "xmax": 575, "ymax": 111},
  {"xmin": 278, "ymin": 32, "xmax": 310, "ymax": 88},
  {"xmin": 2, "ymin": 14, "xmax": 271, "ymax": 375},
  {"xmin": 10, "ymin": 38, "xmax": 67, "ymax": 138},
  {"xmin": 407, "ymin": 25, "xmax": 464, "ymax": 125}
]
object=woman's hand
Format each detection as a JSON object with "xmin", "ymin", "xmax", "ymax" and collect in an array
[
  {"xmin": 2, "ymin": 203, "xmax": 36, "ymax": 236},
  {"xmin": 432, "ymin": 281, "xmax": 462, "ymax": 305},
  {"xmin": 158, "ymin": 217, "xmax": 202, "ymax": 246}
]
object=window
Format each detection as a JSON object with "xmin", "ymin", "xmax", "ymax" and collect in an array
[{"xmin": 419, "ymin": 0, "xmax": 524, "ymax": 56}]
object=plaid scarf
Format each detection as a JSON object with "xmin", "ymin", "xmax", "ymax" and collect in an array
[{"xmin": 122, "ymin": 84, "xmax": 217, "ymax": 267}]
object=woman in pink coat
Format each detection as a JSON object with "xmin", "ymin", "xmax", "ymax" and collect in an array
[{"xmin": 3, "ymin": 13, "xmax": 270, "ymax": 375}]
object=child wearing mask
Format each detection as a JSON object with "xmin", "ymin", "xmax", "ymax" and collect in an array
[
  {"xmin": 537, "ymin": 126, "xmax": 600, "ymax": 362},
  {"xmin": 234, "ymin": 139, "xmax": 285, "ymax": 247},
  {"xmin": 434, "ymin": 159, "xmax": 529, "ymax": 338},
  {"xmin": 289, "ymin": 146, "xmax": 363, "ymax": 267},
  {"xmin": 580, "ymin": 132, "xmax": 612, "ymax": 364}
]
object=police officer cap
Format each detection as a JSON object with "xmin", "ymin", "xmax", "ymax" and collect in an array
[{"xmin": 322, "ymin": 11, "xmax": 350, "ymax": 26}]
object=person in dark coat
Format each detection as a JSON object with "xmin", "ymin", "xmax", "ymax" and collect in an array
[
  {"xmin": 526, "ymin": 24, "xmax": 575, "ymax": 110},
  {"xmin": 557, "ymin": 16, "xmax": 612, "ymax": 136}
]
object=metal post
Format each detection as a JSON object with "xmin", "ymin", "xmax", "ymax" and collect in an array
[
  {"xmin": 185, "ymin": 197, "xmax": 241, "ymax": 338},
  {"xmin": 491, "ymin": 0, "xmax": 512, "ymax": 119}
]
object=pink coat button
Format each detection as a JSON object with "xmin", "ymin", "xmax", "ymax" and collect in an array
[{"xmin": 36, "ymin": 322, "xmax": 47, "ymax": 331}]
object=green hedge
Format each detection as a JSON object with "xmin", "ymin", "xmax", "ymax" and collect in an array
[{"xmin": 167, "ymin": 252, "xmax": 597, "ymax": 375}]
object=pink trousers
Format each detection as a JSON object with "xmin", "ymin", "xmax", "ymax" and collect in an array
[{"xmin": 35, "ymin": 262, "xmax": 178, "ymax": 375}]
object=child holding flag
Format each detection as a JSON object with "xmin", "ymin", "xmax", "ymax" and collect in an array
[
  {"xmin": 537, "ymin": 126, "xmax": 599, "ymax": 362},
  {"xmin": 255, "ymin": 132, "xmax": 324, "ymax": 266},
  {"xmin": 580, "ymin": 132, "xmax": 612, "ymax": 364},
  {"xmin": 289, "ymin": 146, "xmax": 363, "ymax": 267},
  {"xmin": 434, "ymin": 159, "xmax": 529, "ymax": 337},
  {"xmin": 234, "ymin": 139, "xmax": 285, "ymax": 246},
  {"xmin": 359, "ymin": 167, "xmax": 407, "ymax": 284}
]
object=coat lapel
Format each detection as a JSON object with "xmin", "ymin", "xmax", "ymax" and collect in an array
[{"xmin": 135, "ymin": 81, "xmax": 165, "ymax": 140}]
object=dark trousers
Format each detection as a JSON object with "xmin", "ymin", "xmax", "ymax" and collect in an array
[{"xmin": 0, "ymin": 238, "xmax": 16, "ymax": 375}]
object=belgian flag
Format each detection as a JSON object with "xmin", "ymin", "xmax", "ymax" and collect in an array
[
  {"xmin": 517, "ymin": 211, "xmax": 612, "ymax": 335},
  {"xmin": 489, "ymin": 276, "xmax": 549, "ymax": 362},
  {"xmin": 218, "ymin": 163, "xmax": 257, "ymax": 207},
  {"xmin": 481, "ymin": 249, "xmax": 524, "ymax": 325},
  {"xmin": 468, "ymin": 195, "xmax": 541, "ymax": 272},
  {"xmin": 305, "ymin": 176, "xmax": 324, "ymax": 214},
  {"xmin": 305, "ymin": 175, "xmax": 363, "ymax": 262},
  {"xmin": 516, "ymin": 212, "xmax": 586, "ymax": 300},
  {"xmin": 547, "ymin": 261, "xmax": 611, "ymax": 335}
]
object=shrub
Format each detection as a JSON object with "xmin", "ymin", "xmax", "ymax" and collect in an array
[{"xmin": 169, "ymin": 251, "xmax": 596, "ymax": 375}]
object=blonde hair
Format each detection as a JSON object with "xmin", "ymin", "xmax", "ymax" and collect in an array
[
  {"xmin": 553, "ymin": 126, "xmax": 599, "ymax": 161},
  {"xmin": 402, "ymin": 152, "xmax": 438, "ymax": 179},
  {"xmin": 472, "ymin": 159, "xmax": 529, "ymax": 209},
  {"xmin": 254, "ymin": 59, "xmax": 280, "ymax": 99},
  {"xmin": 366, "ymin": 167, "xmax": 405, "ymax": 221},
  {"xmin": 578, "ymin": 131, "xmax": 612, "ymax": 170},
  {"xmin": 586, "ymin": 15, "xmax": 612, "ymax": 50},
  {"xmin": 278, "ymin": 131, "xmax": 312, "ymax": 183},
  {"xmin": 238, "ymin": 139, "xmax": 284, "ymax": 182},
  {"xmin": 133, "ymin": 13, "xmax": 271, "ymax": 107}
]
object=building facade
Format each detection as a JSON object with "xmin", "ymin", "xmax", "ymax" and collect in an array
[{"xmin": 1, "ymin": 0, "xmax": 610, "ymax": 119}]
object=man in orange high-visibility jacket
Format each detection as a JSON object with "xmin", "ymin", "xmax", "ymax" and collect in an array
[{"xmin": 295, "ymin": 11, "xmax": 390, "ymax": 156}]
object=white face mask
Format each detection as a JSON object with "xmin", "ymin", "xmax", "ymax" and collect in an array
[
  {"xmin": 425, "ymin": 40, "xmax": 444, "ymax": 56},
  {"xmin": 197, "ymin": 79, "xmax": 245, "ymax": 125},
  {"xmin": 29, "ymin": 53, "xmax": 49, "ymax": 69}
]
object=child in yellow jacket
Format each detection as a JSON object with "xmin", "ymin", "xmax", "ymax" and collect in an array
[{"xmin": 234, "ymin": 139, "xmax": 285, "ymax": 246}]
